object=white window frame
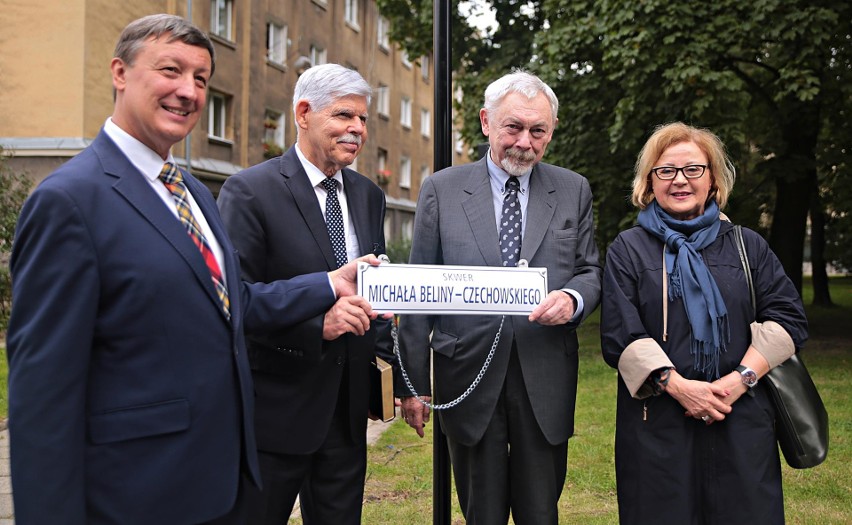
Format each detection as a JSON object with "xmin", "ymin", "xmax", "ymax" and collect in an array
[
  {"xmin": 420, "ymin": 108, "xmax": 431, "ymax": 138},
  {"xmin": 377, "ymin": 16, "xmax": 390, "ymax": 50},
  {"xmin": 421, "ymin": 164, "xmax": 430, "ymax": 183},
  {"xmin": 421, "ymin": 54, "xmax": 430, "ymax": 81},
  {"xmin": 401, "ymin": 51, "xmax": 412, "ymax": 69},
  {"xmin": 310, "ymin": 45, "xmax": 327, "ymax": 66},
  {"xmin": 400, "ymin": 97, "xmax": 412, "ymax": 129},
  {"xmin": 210, "ymin": 0, "xmax": 233, "ymax": 40},
  {"xmin": 344, "ymin": 0, "xmax": 360, "ymax": 30},
  {"xmin": 263, "ymin": 110, "xmax": 285, "ymax": 149},
  {"xmin": 208, "ymin": 92, "xmax": 229, "ymax": 140},
  {"xmin": 266, "ymin": 23, "xmax": 287, "ymax": 65},
  {"xmin": 376, "ymin": 84, "xmax": 390, "ymax": 117},
  {"xmin": 399, "ymin": 156, "xmax": 411, "ymax": 189}
]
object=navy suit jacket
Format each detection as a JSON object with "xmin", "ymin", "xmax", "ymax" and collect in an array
[
  {"xmin": 218, "ymin": 147, "xmax": 390, "ymax": 455},
  {"xmin": 6, "ymin": 130, "xmax": 336, "ymax": 524}
]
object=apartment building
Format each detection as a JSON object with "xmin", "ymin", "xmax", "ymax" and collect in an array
[{"xmin": 0, "ymin": 0, "xmax": 468, "ymax": 241}]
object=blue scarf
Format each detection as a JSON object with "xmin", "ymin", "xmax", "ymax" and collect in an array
[{"xmin": 638, "ymin": 200, "xmax": 729, "ymax": 380}]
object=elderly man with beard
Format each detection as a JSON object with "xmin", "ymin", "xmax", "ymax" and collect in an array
[
  {"xmin": 397, "ymin": 70, "xmax": 601, "ymax": 524},
  {"xmin": 218, "ymin": 63, "xmax": 392, "ymax": 525}
]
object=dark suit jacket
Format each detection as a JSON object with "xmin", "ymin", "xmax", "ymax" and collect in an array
[
  {"xmin": 218, "ymin": 146, "xmax": 388, "ymax": 454},
  {"xmin": 397, "ymin": 157, "xmax": 602, "ymax": 447},
  {"xmin": 6, "ymin": 131, "xmax": 337, "ymax": 525}
]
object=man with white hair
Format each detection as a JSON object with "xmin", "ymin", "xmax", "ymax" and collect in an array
[
  {"xmin": 398, "ymin": 70, "xmax": 602, "ymax": 524},
  {"xmin": 218, "ymin": 63, "xmax": 390, "ymax": 525}
]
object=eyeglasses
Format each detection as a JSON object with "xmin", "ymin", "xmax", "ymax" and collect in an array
[{"xmin": 650, "ymin": 164, "xmax": 708, "ymax": 180}]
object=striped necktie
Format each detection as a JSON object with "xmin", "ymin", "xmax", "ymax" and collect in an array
[{"xmin": 159, "ymin": 162, "xmax": 231, "ymax": 319}]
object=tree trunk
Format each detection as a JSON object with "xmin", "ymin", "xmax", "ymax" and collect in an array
[
  {"xmin": 809, "ymin": 178, "xmax": 834, "ymax": 306},
  {"xmin": 769, "ymin": 175, "xmax": 810, "ymax": 296}
]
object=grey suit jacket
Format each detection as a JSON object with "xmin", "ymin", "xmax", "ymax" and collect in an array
[{"xmin": 397, "ymin": 157, "xmax": 601, "ymax": 446}]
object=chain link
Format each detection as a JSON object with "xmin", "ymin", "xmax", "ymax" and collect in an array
[{"xmin": 393, "ymin": 316, "xmax": 504, "ymax": 410}]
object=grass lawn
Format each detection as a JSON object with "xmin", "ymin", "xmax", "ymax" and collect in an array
[{"xmin": 356, "ymin": 277, "xmax": 852, "ymax": 524}]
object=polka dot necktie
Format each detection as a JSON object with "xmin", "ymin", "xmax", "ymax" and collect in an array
[
  {"xmin": 499, "ymin": 177, "xmax": 522, "ymax": 267},
  {"xmin": 159, "ymin": 162, "xmax": 230, "ymax": 319},
  {"xmin": 321, "ymin": 177, "xmax": 348, "ymax": 269}
]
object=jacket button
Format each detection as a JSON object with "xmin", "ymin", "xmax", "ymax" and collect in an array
[{"xmin": 336, "ymin": 356, "xmax": 345, "ymax": 366}]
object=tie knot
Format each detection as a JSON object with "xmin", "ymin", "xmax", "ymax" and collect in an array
[
  {"xmin": 159, "ymin": 162, "xmax": 182, "ymax": 185},
  {"xmin": 505, "ymin": 177, "xmax": 520, "ymax": 193},
  {"xmin": 321, "ymin": 177, "xmax": 339, "ymax": 193}
]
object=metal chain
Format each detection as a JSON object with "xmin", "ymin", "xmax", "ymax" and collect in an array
[{"xmin": 393, "ymin": 316, "xmax": 504, "ymax": 410}]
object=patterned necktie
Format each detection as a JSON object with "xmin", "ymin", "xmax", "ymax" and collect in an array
[
  {"xmin": 159, "ymin": 162, "xmax": 231, "ymax": 318},
  {"xmin": 321, "ymin": 177, "xmax": 348, "ymax": 269},
  {"xmin": 499, "ymin": 177, "xmax": 523, "ymax": 267}
]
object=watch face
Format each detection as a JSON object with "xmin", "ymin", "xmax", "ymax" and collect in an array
[{"xmin": 741, "ymin": 370, "xmax": 758, "ymax": 387}]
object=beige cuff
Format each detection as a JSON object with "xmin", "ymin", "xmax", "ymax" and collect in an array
[
  {"xmin": 750, "ymin": 320, "xmax": 796, "ymax": 369},
  {"xmin": 618, "ymin": 338, "xmax": 675, "ymax": 399}
]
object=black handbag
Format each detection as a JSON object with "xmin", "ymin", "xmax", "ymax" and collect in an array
[{"xmin": 734, "ymin": 225, "xmax": 829, "ymax": 469}]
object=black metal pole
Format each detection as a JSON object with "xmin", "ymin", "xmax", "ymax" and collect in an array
[{"xmin": 432, "ymin": 2, "xmax": 452, "ymax": 525}]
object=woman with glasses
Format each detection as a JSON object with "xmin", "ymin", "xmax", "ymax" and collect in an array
[{"xmin": 600, "ymin": 122, "xmax": 807, "ymax": 524}]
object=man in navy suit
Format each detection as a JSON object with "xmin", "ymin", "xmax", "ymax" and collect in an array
[
  {"xmin": 218, "ymin": 63, "xmax": 391, "ymax": 525},
  {"xmin": 6, "ymin": 15, "xmax": 380, "ymax": 525}
]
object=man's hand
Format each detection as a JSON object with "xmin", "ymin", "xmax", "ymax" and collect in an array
[
  {"xmin": 322, "ymin": 296, "xmax": 376, "ymax": 340},
  {"xmin": 400, "ymin": 396, "xmax": 431, "ymax": 438},
  {"xmin": 529, "ymin": 290, "xmax": 575, "ymax": 326},
  {"xmin": 329, "ymin": 254, "xmax": 383, "ymax": 297}
]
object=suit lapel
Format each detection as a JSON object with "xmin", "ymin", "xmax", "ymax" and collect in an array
[
  {"xmin": 520, "ymin": 164, "xmax": 556, "ymax": 263},
  {"xmin": 462, "ymin": 160, "xmax": 503, "ymax": 266},
  {"xmin": 95, "ymin": 133, "xmax": 229, "ymax": 322},
  {"xmin": 280, "ymin": 149, "xmax": 339, "ymax": 270},
  {"xmin": 343, "ymin": 169, "xmax": 380, "ymax": 257}
]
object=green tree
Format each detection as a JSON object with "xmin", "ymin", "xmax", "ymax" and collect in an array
[
  {"xmin": 378, "ymin": 0, "xmax": 852, "ymax": 298},
  {"xmin": 0, "ymin": 147, "xmax": 32, "ymax": 330}
]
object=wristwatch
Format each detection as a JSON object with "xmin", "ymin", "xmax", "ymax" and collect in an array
[{"xmin": 735, "ymin": 365, "xmax": 758, "ymax": 389}]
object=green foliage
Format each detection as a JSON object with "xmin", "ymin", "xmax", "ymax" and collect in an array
[
  {"xmin": 377, "ymin": 0, "xmax": 852, "ymax": 275},
  {"xmin": 385, "ymin": 237, "xmax": 412, "ymax": 264},
  {"xmin": 0, "ymin": 147, "xmax": 32, "ymax": 332}
]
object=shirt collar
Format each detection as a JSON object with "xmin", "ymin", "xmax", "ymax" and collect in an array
[
  {"xmin": 103, "ymin": 117, "xmax": 176, "ymax": 183},
  {"xmin": 485, "ymin": 148, "xmax": 531, "ymax": 195},
  {"xmin": 295, "ymin": 144, "xmax": 343, "ymax": 189}
]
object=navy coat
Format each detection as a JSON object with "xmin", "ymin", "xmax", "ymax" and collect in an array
[
  {"xmin": 6, "ymin": 130, "xmax": 336, "ymax": 525},
  {"xmin": 601, "ymin": 221, "xmax": 807, "ymax": 524}
]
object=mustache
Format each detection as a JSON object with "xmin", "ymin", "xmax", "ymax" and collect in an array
[
  {"xmin": 505, "ymin": 147, "xmax": 535, "ymax": 162},
  {"xmin": 337, "ymin": 133, "xmax": 363, "ymax": 146}
]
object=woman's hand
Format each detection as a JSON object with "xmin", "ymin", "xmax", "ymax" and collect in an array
[
  {"xmin": 712, "ymin": 372, "xmax": 749, "ymax": 408},
  {"xmin": 666, "ymin": 370, "xmax": 732, "ymax": 424}
]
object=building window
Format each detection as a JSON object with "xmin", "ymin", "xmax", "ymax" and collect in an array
[
  {"xmin": 376, "ymin": 84, "xmax": 389, "ymax": 118},
  {"xmin": 401, "ymin": 217, "xmax": 413, "ymax": 240},
  {"xmin": 421, "ymin": 54, "xmax": 430, "ymax": 81},
  {"xmin": 310, "ymin": 45, "xmax": 327, "ymax": 66},
  {"xmin": 455, "ymin": 130, "xmax": 464, "ymax": 154},
  {"xmin": 344, "ymin": 0, "xmax": 359, "ymax": 30},
  {"xmin": 377, "ymin": 16, "xmax": 390, "ymax": 50},
  {"xmin": 263, "ymin": 110, "xmax": 285, "ymax": 158},
  {"xmin": 400, "ymin": 97, "xmax": 412, "ymax": 129},
  {"xmin": 267, "ymin": 23, "xmax": 286, "ymax": 65},
  {"xmin": 401, "ymin": 50, "xmax": 412, "ymax": 69},
  {"xmin": 208, "ymin": 92, "xmax": 230, "ymax": 141},
  {"xmin": 210, "ymin": 0, "xmax": 233, "ymax": 40},
  {"xmin": 421, "ymin": 164, "xmax": 430, "ymax": 183},
  {"xmin": 399, "ymin": 156, "xmax": 411, "ymax": 189},
  {"xmin": 420, "ymin": 108, "xmax": 431, "ymax": 138}
]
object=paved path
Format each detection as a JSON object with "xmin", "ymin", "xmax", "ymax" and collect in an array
[{"xmin": 0, "ymin": 416, "xmax": 396, "ymax": 524}]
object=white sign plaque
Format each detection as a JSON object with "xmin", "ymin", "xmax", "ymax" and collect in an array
[{"xmin": 357, "ymin": 262, "xmax": 548, "ymax": 315}]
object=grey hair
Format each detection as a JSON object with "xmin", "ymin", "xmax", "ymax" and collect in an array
[
  {"xmin": 292, "ymin": 63, "xmax": 372, "ymax": 118},
  {"xmin": 114, "ymin": 14, "xmax": 216, "ymax": 76},
  {"xmin": 483, "ymin": 70, "xmax": 558, "ymax": 124}
]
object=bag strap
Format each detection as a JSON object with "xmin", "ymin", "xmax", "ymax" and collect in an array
[{"xmin": 733, "ymin": 224, "xmax": 756, "ymax": 316}]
